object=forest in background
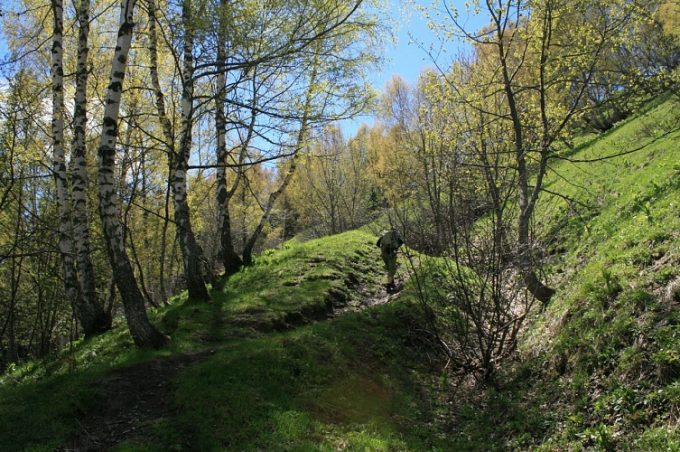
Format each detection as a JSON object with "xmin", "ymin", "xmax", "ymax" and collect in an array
[{"xmin": 0, "ymin": 0, "xmax": 678, "ymax": 375}]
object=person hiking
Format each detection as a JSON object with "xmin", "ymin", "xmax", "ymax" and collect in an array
[{"xmin": 376, "ymin": 228, "xmax": 403, "ymax": 292}]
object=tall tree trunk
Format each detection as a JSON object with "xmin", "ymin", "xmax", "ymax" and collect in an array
[
  {"xmin": 174, "ymin": 0, "xmax": 210, "ymax": 301},
  {"xmin": 159, "ymin": 165, "xmax": 172, "ymax": 302},
  {"xmin": 70, "ymin": 0, "xmax": 112, "ymax": 334},
  {"xmin": 146, "ymin": 0, "xmax": 172, "ymax": 302},
  {"xmin": 241, "ymin": 63, "xmax": 317, "ymax": 265},
  {"xmin": 6, "ymin": 174, "xmax": 25, "ymax": 364},
  {"xmin": 148, "ymin": 0, "xmax": 210, "ymax": 301},
  {"xmin": 215, "ymin": 56, "xmax": 243, "ymax": 276},
  {"xmin": 51, "ymin": 0, "xmax": 94, "ymax": 332},
  {"xmin": 96, "ymin": 0, "xmax": 169, "ymax": 348},
  {"xmin": 214, "ymin": 3, "xmax": 245, "ymax": 276},
  {"xmin": 495, "ymin": 26, "xmax": 555, "ymax": 303}
]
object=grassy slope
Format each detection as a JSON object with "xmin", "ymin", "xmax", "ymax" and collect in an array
[
  {"xmin": 535, "ymin": 95, "xmax": 680, "ymax": 449},
  {"xmin": 442, "ymin": 95, "xmax": 680, "ymax": 450},
  {"xmin": 0, "ymin": 230, "xmax": 451, "ymax": 451},
  {"xmin": 1, "ymin": 96, "xmax": 678, "ymax": 451}
]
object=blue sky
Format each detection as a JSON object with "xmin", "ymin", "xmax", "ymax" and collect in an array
[
  {"xmin": 368, "ymin": 1, "xmax": 486, "ymax": 87},
  {"xmin": 338, "ymin": 1, "xmax": 443, "ymax": 135},
  {"xmin": 0, "ymin": 1, "xmax": 486, "ymax": 135},
  {"xmin": 341, "ymin": 0, "xmax": 486, "ymax": 136}
]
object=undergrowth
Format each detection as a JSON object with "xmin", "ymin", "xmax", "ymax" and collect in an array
[{"xmin": 445, "ymin": 94, "xmax": 680, "ymax": 450}]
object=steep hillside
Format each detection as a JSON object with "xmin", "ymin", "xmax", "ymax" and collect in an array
[
  {"xmin": 439, "ymin": 95, "xmax": 680, "ymax": 450},
  {"xmin": 534, "ymin": 95, "xmax": 680, "ymax": 449}
]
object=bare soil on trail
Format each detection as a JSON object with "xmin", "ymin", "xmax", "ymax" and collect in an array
[
  {"xmin": 62, "ymin": 350, "xmax": 214, "ymax": 452},
  {"xmin": 61, "ymin": 273, "xmax": 409, "ymax": 451},
  {"xmin": 335, "ymin": 273, "xmax": 409, "ymax": 316}
]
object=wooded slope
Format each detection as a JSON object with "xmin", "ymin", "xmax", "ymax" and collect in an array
[{"xmin": 0, "ymin": 95, "xmax": 679, "ymax": 450}]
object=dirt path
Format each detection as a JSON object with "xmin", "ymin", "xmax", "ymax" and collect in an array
[
  {"xmin": 335, "ymin": 272, "xmax": 410, "ymax": 315},
  {"xmin": 62, "ymin": 270, "xmax": 408, "ymax": 450},
  {"xmin": 62, "ymin": 350, "xmax": 213, "ymax": 451}
]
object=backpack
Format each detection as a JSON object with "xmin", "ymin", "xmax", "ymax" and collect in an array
[{"xmin": 377, "ymin": 230, "xmax": 403, "ymax": 252}]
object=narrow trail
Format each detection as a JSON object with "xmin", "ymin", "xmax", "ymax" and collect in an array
[
  {"xmin": 63, "ymin": 269, "xmax": 409, "ymax": 451},
  {"xmin": 335, "ymin": 271, "xmax": 410, "ymax": 316},
  {"xmin": 62, "ymin": 351, "xmax": 214, "ymax": 452}
]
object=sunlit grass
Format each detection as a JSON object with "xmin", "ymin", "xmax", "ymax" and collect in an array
[{"xmin": 1, "ymin": 95, "xmax": 679, "ymax": 451}]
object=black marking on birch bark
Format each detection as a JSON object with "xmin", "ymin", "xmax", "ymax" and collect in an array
[
  {"xmin": 217, "ymin": 187, "xmax": 227, "ymax": 204},
  {"xmin": 119, "ymin": 22, "xmax": 134, "ymax": 36}
]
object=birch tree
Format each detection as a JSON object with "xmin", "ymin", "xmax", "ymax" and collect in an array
[
  {"xmin": 70, "ymin": 0, "xmax": 112, "ymax": 333},
  {"xmin": 172, "ymin": 0, "xmax": 211, "ymax": 301},
  {"xmin": 145, "ymin": 0, "xmax": 211, "ymax": 301},
  {"xmin": 50, "ymin": 0, "xmax": 82, "ymax": 332},
  {"xmin": 144, "ymin": 0, "xmax": 176, "ymax": 301},
  {"xmin": 96, "ymin": 0, "xmax": 169, "ymax": 348},
  {"xmin": 214, "ymin": 0, "xmax": 246, "ymax": 276},
  {"xmin": 48, "ymin": 0, "xmax": 116, "ymax": 339}
]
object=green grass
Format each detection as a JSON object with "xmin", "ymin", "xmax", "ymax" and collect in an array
[
  {"xmin": 466, "ymin": 94, "xmax": 680, "ymax": 449},
  {"xmin": 1, "ymin": 95, "xmax": 679, "ymax": 451},
  {"xmin": 160, "ymin": 230, "xmax": 387, "ymax": 348},
  {"xmin": 0, "ymin": 371, "xmax": 97, "ymax": 450},
  {"xmin": 0, "ymin": 229, "xmax": 449, "ymax": 451},
  {"xmin": 359, "ymin": 94, "xmax": 680, "ymax": 450},
  {"xmin": 139, "ymin": 302, "xmax": 447, "ymax": 451}
]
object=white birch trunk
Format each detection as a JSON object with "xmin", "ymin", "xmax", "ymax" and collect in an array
[
  {"xmin": 173, "ymin": 0, "xmax": 210, "ymax": 301},
  {"xmin": 51, "ymin": 0, "xmax": 87, "ymax": 328},
  {"xmin": 96, "ymin": 0, "xmax": 168, "ymax": 348},
  {"xmin": 70, "ymin": 0, "xmax": 112, "ymax": 334}
]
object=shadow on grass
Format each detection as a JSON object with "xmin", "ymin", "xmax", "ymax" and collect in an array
[{"xmin": 139, "ymin": 303, "xmax": 451, "ymax": 451}]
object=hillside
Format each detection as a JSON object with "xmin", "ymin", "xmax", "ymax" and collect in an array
[
  {"xmin": 441, "ymin": 95, "xmax": 680, "ymax": 450},
  {"xmin": 0, "ymin": 96, "xmax": 679, "ymax": 451},
  {"xmin": 0, "ymin": 230, "xmax": 453, "ymax": 451},
  {"xmin": 533, "ymin": 95, "xmax": 680, "ymax": 449}
]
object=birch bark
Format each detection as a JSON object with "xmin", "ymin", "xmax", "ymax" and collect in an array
[
  {"xmin": 51, "ymin": 0, "xmax": 90, "ymax": 331},
  {"xmin": 172, "ymin": 0, "xmax": 210, "ymax": 301},
  {"xmin": 96, "ymin": 0, "xmax": 169, "ymax": 348},
  {"xmin": 147, "ymin": 0, "xmax": 210, "ymax": 301},
  {"xmin": 70, "ymin": 0, "xmax": 112, "ymax": 333}
]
